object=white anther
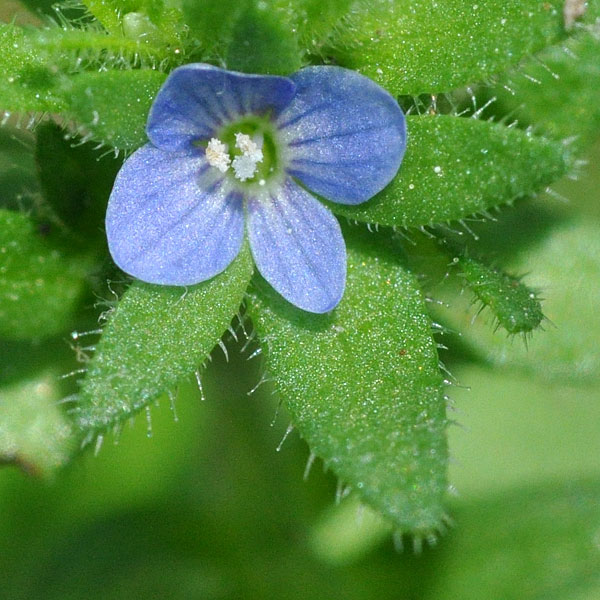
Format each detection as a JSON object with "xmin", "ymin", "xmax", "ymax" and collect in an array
[
  {"xmin": 206, "ymin": 138, "xmax": 231, "ymax": 173},
  {"xmin": 232, "ymin": 154, "xmax": 259, "ymax": 182},
  {"xmin": 235, "ymin": 132, "xmax": 263, "ymax": 163}
]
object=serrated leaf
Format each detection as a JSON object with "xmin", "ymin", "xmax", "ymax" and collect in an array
[
  {"xmin": 0, "ymin": 23, "xmax": 65, "ymax": 112},
  {"xmin": 0, "ymin": 371, "xmax": 75, "ymax": 476},
  {"xmin": 330, "ymin": 0, "xmax": 595, "ymax": 95},
  {"xmin": 247, "ymin": 227, "xmax": 447, "ymax": 533},
  {"xmin": 457, "ymin": 255, "xmax": 544, "ymax": 334},
  {"xmin": 430, "ymin": 480, "xmax": 600, "ymax": 600},
  {"xmin": 328, "ymin": 116, "xmax": 569, "ymax": 228},
  {"xmin": 73, "ymin": 245, "xmax": 254, "ymax": 434},
  {"xmin": 0, "ymin": 210, "xmax": 90, "ymax": 340},
  {"xmin": 35, "ymin": 122, "xmax": 120, "ymax": 245},
  {"xmin": 63, "ymin": 69, "xmax": 166, "ymax": 149},
  {"xmin": 496, "ymin": 30, "xmax": 600, "ymax": 150},
  {"xmin": 439, "ymin": 218, "xmax": 600, "ymax": 383}
]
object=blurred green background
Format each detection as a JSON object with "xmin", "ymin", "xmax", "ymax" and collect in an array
[{"xmin": 1, "ymin": 139, "xmax": 599, "ymax": 598}]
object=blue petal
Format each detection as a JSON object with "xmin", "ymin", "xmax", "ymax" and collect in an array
[
  {"xmin": 246, "ymin": 178, "xmax": 346, "ymax": 313},
  {"xmin": 147, "ymin": 64, "xmax": 296, "ymax": 152},
  {"xmin": 276, "ymin": 66, "xmax": 406, "ymax": 205},
  {"xmin": 106, "ymin": 144, "xmax": 244, "ymax": 285}
]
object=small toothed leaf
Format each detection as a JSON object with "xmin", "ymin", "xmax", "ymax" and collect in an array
[
  {"xmin": 0, "ymin": 210, "xmax": 91, "ymax": 340},
  {"xmin": 247, "ymin": 227, "xmax": 448, "ymax": 533},
  {"xmin": 328, "ymin": 116, "xmax": 570, "ymax": 228},
  {"xmin": 0, "ymin": 370, "xmax": 76, "ymax": 476},
  {"xmin": 330, "ymin": 0, "xmax": 597, "ymax": 95},
  {"xmin": 439, "ymin": 218, "xmax": 600, "ymax": 384},
  {"xmin": 458, "ymin": 255, "xmax": 544, "ymax": 334},
  {"xmin": 62, "ymin": 69, "xmax": 166, "ymax": 150},
  {"xmin": 73, "ymin": 244, "xmax": 254, "ymax": 434}
]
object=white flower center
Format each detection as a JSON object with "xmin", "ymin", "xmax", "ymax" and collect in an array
[{"xmin": 205, "ymin": 132, "xmax": 264, "ymax": 181}]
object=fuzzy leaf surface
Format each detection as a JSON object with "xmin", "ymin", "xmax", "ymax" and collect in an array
[
  {"xmin": 0, "ymin": 23, "xmax": 65, "ymax": 112},
  {"xmin": 496, "ymin": 30, "xmax": 600, "ymax": 150},
  {"xmin": 331, "ymin": 0, "xmax": 597, "ymax": 95},
  {"xmin": 82, "ymin": 0, "xmax": 184, "ymax": 46},
  {"xmin": 458, "ymin": 256, "xmax": 544, "ymax": 334},
  {"xmin": 0, "ymin": 210, "xmax": 90, "ymax": 340},
  {"xmin": 63, "ymin": 69, "xmax": 166, "ymax": 150},
  {"xmin": 74, "ymin": 245, "xmax": 254, "ymax": 433},
  {"xmin": 439, "ymin": 218, "xmax": 600, "ymax": 383},
  {"xmin": 247, "ymin": 228, "xmax": 447, "ymax": 533},
  {"xmin": 328, "ymin": 116, "xmax": 569, "ymax": 228}
]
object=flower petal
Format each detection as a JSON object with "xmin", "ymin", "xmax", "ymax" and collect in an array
[
  {"xmin": 246, "ymin": 178, "xmax": 346, "ymax": 313},
  {"xmin": 106, "ymin": 144, "xmax": 244, "ymax": 285},
  {"xmin": 276, "ymin": 66, "xmax": 407, "ymax": 205},
  {"xmin": 147, "ymin": 64, "xmax": 296, "ymax": 152}
]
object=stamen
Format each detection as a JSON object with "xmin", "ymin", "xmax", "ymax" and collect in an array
[
  {"xmin": 235, "ymin": 132, "xmax": 264, "ymax": 163},
  {"xmin": 232, "ymin": 154, "xmax": 260, "ymax": 182},
  {"xmin": 206, "ymin": 138, "xmax": 231, "ymax": 173}
]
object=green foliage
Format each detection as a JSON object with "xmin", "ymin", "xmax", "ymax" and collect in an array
[
  {"xmin": 457, "ymin": 255, "xmax": 544, "ymax": 334},
  {"xmin": 330, "ymin": 0, "xmax": 593, "ymax": 94},
  {"xmin": 0, "ymin": 23, "xmax": 65, "ymax": 112},
  {"xmin": 0, "ymin": 0, "xmax": 598, "ymax": 560},
  {"xmin": 0, "ymin": 210, "xmax": 90, "ymax": 340},
  {"xmin": 82, "ymin": 0, "xmax": 185, "ymax": 46},
  {"xmin": 248, "ymin": 227, "xmax": 447, "ymax": 532},
  {"xmin": 74, "ymin": 245, "xmax": 254, "ymax": 434},
  {"xmin": 183, "ymin": 0, "xmax": 303, "ymax": 74},
  {"xmin": 496, "ymin": 30, "xmax": 600, "ymax": 150},
  {"xmin": 439, "ymin": 217, "xmax": 600, "ymax": 383},
  {"xmin": 62, "ymin": 69, "xmax": 166, "ymax": 149},
  {"xmin": 328, "ymin": 115, "xmax": 570, "ymax": 228},
  {"xmin": 0, "ymin": 371, "xmax": 75, "ymax": 476},
  {"xmin": 225, "ymin": 3, "xmax": 302, "ymax": 75}
]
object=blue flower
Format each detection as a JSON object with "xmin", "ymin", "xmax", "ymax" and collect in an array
[{"xmin": 106, "ymin": 64, "xmax": 406, "ymax": 313}]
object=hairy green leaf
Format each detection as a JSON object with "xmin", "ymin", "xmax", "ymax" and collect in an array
[
  {"xmin": 330, "ymin": 0, "xmax": 595, "ymax": 95},
  {"xmin": 496, "ymin": 30, "xmax": 600, "ymax": 150},
  {"xmin": 247, "ymin": 227, "xmax": 447, "ymax": 533},
  {"xmin": 457, "ymin": 255, "xmax": 544, "ymax": 334},
  {"xmin": 439, "ymin": 218, "xmax": 600, "ymax": 383},
  {"xmin": 63, "ymin": 69, "xmax": 166, "ymax": 149},
  {"xmin": 0, "ymin": 371, "xmax": 75, "ymax": 476},
  {"xmin": 0, "ymin": 23, "xmax": 65, "ymax": 112},
  {"xmin": 328, "ymin": 116, "xmax": 570, "ymax": 228},
  {"xmin": 0, "ymin": 210, "xmax": 90, "ymax": 340},
  {"xmin": 82, "ymin": 0, "xmax": 184, "ymax": 46},
  {"xmin": 74, "ymin": 245, "xmax": 254, "ymax": 434}
]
